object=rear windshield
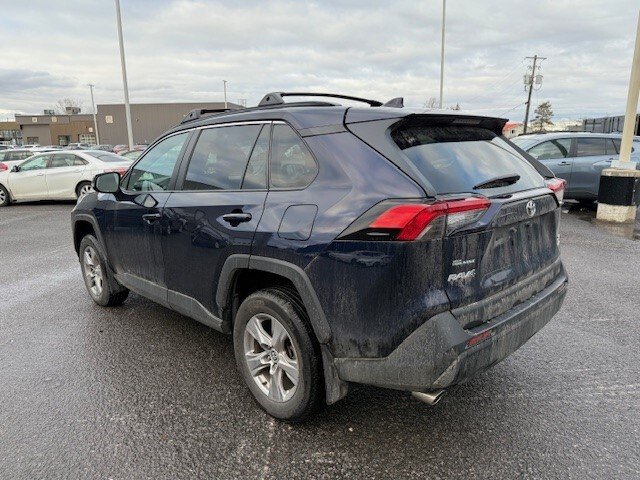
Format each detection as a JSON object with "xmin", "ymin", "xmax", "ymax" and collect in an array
[
  {"xmin": 391, "ymin": 125, "xmax": 545, "ymax": 195},
  {"xmin": 85, "ymin": 151, "xmax": 127, "ymax": 163}
]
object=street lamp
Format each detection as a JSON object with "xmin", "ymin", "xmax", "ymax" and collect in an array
[
  {"xmin": 114, "ymin": 0, "xmax": 134, "ymax": 150},
  {"xmin": 88, "ymin": 84, "xmax": 100, "ymax": 145},
  {"xmin": 223, "ymin": 80, "xmax": 228, "ymax": 109},
  {"xmin": 439, "ymin": 0, "xmax": 446, "ymax": 109}
]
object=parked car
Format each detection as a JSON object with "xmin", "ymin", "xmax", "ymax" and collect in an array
[
  {"xmin": 0, "ymin": 145, "xmax": 12, "ymax": 150},
  {"xmin": 112, "ymin": 144, "xmax": 130, "ymax": 154},
  {"xmin": 0, "ymin": 148, "xmax": 38, "ymax": 171},
  {"xmin": 118, "ymin": 149, "xmax": 143, "ymax": 161},
  {"xmin": 66, "ymin": 143, "xmax": 91, "ymax": 150},
  {"xmin": 0, "ymin": 150, "xmax": 131, "ymax": 206},
  {"xmin": 511, "ymin": 132, "xmax": 640, "ymax": 202},
  {"xmin": 21, "ymin": 144, "xmax": 40, "ymax": 149},
  {"xmin": 71, "ymin": 92, "xmax": 568, "ymax": 421},
  {"xmin": 94, "ymin": 144, "xmax": 114, "ymax": 151}
]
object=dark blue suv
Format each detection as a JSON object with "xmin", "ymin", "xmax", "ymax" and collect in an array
[{"xmin": 72, "ymin": 92, "xmax": 568, "ymax": 421}]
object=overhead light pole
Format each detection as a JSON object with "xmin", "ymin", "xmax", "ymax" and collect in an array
[
  {"xmin": 223, "ymin": 80, "xmax": 228, "ymax": 109},
  {"xmin": 88, "ymin": 84, "xmax": 100, "ymax": 145},
  {"xmin": 439, "ymin": 0, "xmax": 446, "ymax": 109},
  {"xmin": 114, "ymin": 0, "xmax": 134, "ymax": 149}
]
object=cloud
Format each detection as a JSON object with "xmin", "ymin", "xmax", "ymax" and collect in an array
[{"xmin": 0, "ymin": 0, "xmax": 637, "ymax": 120}]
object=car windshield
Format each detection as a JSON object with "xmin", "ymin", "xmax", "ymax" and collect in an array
[{"xmin": 85, "ymin": 151, "xmax": 128, "ymax": 163}]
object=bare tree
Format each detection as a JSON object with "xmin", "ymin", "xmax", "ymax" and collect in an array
[
  {"xmin": 449, "ymin": 103, "xmax": 461, "ymax": 110},
  {"xmin": 53, "ymin": 98, "xmax": 84, "ymax": 114},
  {"xmin": 424, "ymin": 97, "xmax": 438, "ymax": 109},
  {"xmin": 531, "ymin": 101, "xmax": 554, "ymax": 132}
]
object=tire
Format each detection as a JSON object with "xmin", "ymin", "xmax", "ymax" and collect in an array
[
  {"xmin": 78, "ymin": 234, "xmax": 129, "ymax": 307},
  {"xmin": 0, "ymin": 184, "xmax": 10, "ymax": 207},
  {"xmin": 76, "ymin": 181, "xmax": 93, "ymax": 199},
  {"xmin": 233, "ymin": 288, "xmax": 324, "ymax": 422}
]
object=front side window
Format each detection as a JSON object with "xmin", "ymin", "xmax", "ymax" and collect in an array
[
  {"xmin": 126, "ymin": 132, "xmax": 188, "ymax": 192},
  {"xmin": 527, "ymin": 139, "xmax": 571, "ymax": 160},
  {"xmin": 183, "ymin": 124, "xmax": 262, "ymax": 190},
  {"xmin": 19, "ymin": 155, "xmax": 49, "ymax": 171},
  {"xmin": 576, "ymin": 138, "xmax": 607, "ymax": 157},
  {"xmin": 270, "ymin": 124, "xmax": 318, "ymax": 189}
]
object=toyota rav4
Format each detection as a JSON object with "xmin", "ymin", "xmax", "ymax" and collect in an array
[{"xmin": 71, "ymin": 92, "xmax": 568, "ymax": 421}]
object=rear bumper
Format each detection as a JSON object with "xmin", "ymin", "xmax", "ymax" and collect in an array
[{"xmin": 334, "ymin": 268, "xmax": 568, "ymax": 392}]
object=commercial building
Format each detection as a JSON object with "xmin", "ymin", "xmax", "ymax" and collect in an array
[
  {"xmin": 96, "ymin": 102, "xmax": 241, "ymax": 146},
  {"xmin": 15, "ymin": 108, "xmax": 96, "ymax": 146},
  {"xmin": 0, "ymin": 121, "xmax": 22, "ymax": 145},
  {"xmin": 12, "ymin": 102, "xmax": 241, "ymax": 147}
]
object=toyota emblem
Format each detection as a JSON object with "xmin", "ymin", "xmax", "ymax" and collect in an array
[{"xmin": 526, "ymin": 200, "xmax": 537, "ymax": 217}]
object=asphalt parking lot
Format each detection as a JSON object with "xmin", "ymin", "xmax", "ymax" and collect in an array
[{"xmin": 1, "ymin": 202, "xmax": 639, "ymax": 479}]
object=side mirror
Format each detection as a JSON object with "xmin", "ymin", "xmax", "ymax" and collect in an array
[
  {"xmin": 93, "ymin": 171, "xmax": 121, "ymax": 194},
  {"xmin": 10, "ymin": 165, "xmax": 19, "ymax": 172}
]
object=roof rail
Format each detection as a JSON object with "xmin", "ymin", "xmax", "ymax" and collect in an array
[
  {"xmin": 258, "ymin": 92, "xmax": 384, "ymax": 107},
  {"xmin": 180, "ymin": 108, "xmax": 234, "ymax": 124}
]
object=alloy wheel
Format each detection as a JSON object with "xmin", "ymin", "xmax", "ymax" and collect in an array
[
  {"xmin": 79, "ymin": 184, "xmax": 93, "ymax": 197},
  {"xmin": 83, "ymin": 246, "xmax": 103, "ymax": 297},
  {"xmin": 0, "ymin": 189, "xmax": 6, "ymax": 204},
  {"xmin": 243, "ymin": 313, "xmax": 300, "ymax": 402}
]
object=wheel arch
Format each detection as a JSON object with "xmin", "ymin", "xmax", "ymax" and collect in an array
[{"xmin": 217, "ymin": 255, "xmax": 348, "ymax": 405}]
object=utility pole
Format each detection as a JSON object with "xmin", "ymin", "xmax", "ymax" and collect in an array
[
  {"xmin": 114, "ymin": 0, "xmax": 134, "ymax": 150},
  {"xmin": 88, "ymin": 84, "xmax": 100, "ymax": 145},
  {"xmin": 439, "ymin": 0, "xmax": 446, "ymax": 109},
  {"xmin": 223, "ymin": 80, "xmax": 228, "ymax": 109},
  {"xmin": 523, "ymin": 55, "xmax": 546, "ymax": 133}
]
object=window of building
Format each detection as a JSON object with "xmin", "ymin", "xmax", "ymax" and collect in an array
[
  {"xmin": 183, "ymin": 124, "xmax": 263, "ymax": 190},
  {"xmin": 270, "ymin": 124, "xmax": 318, "ymax": 189},
  {"xmin": 79, "ymin": 134, "xmax": 96, "ymax": 145},
  {"xmin": 26, "ymin": 137, "xmax": 39, "ymax": 144},
  {"xmin": 58, "ymin": 135, "xmax": 70, "ymax": 146}
]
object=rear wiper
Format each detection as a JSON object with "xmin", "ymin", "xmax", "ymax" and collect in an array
[{"xmin": 473, "ymin": 174, "xmax": 520, "ymax": 190}]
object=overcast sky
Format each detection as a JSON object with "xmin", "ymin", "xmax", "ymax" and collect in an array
[{"xmin": 1, "ymin": 0, "xmax": 638, "ymax": 121}]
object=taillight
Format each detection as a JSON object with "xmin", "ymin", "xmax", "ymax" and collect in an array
[
  {"xmin": 0, "ymin": 163, "xmax": 7, "ymax": 171},
  {"xmin": 339, "ymin": 197, "xmax": 490, "ymax": 241},
  {"xmin": 545, "ymin": 178, "xmax": 566, "ymax": 205}
]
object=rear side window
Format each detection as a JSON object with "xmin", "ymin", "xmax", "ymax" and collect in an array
[
  {"xmin": 527, "ymin": 139, "xmax": 571, "ymax": 160},
  {"xmin": 50, "ymin": 153, "xmax": 86, "ymax": 167},
  {"xmin": 242, "ymin": 125, "xmax": 269, "ymax": 189},
  {"xmin": 270, "ymin": 124, "xmax": 318, "ymax": 189},
  {"xmin": 183, "ymin": 124, "xmax": 262, "ymax": 190},
  {"xmin": 391, "ymin": 124, "xmax": 544, "ymax": 195},
  {"xmin": 576, "ymin": 138, "xmax": 606, "ymax": 157}
]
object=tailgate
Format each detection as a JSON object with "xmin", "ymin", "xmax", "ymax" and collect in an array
[{"xmin": 444, "ymin": 192, "xmax": 562, "ymax": 329}]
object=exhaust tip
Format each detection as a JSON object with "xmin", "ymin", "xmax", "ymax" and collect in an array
[{"xmin": 411, "ymin": 389, "xmax": 446, "ymax": 406}]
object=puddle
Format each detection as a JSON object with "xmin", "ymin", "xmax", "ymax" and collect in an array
[{"xmin": 562, "ymin": 202, "xmax": 640, "ymax": 241}]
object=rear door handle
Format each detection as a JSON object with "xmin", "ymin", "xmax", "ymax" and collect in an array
[
  {"xmin": 222, "ymin": 213, "xmax": 252, "ymax": 225},
  {"xmin": 142, "ymin": 213, "xmax": 162, "ymax": 225},
  {"xmin": 36, "ymin": 172, "xmax": 45, "ymax": 176},
  {"xmin": 558, "ymin": 161, "xmax": 571, "ymax": 166}
]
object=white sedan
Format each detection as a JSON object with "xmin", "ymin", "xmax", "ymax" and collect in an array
[{"xmin": 0, "ymin": 150, "xmax": 132, "ymax": 207}]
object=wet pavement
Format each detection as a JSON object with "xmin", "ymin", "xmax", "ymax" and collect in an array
[{"xmin": 1, "ymin": 202, "xmax": 639, "ymax": 479}]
